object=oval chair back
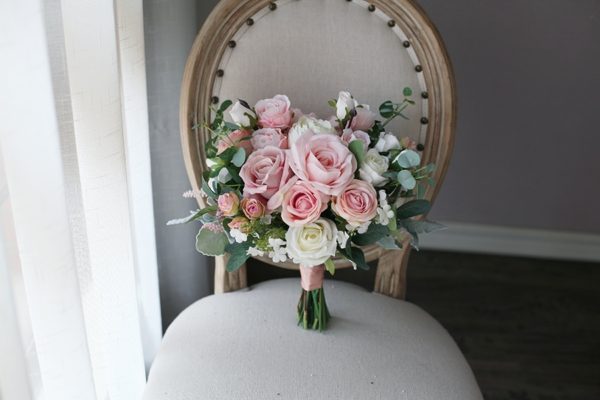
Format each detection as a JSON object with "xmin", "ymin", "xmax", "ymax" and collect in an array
[{"xmin": 180, "ymin": 0, "xmax": 456, "ymax": 298}]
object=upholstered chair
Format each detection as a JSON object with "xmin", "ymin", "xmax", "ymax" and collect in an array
[{"xmin": 144, "ymin": 1, "xmax": 482, "ymax": 398}]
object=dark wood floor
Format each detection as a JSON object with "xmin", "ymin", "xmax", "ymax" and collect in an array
[{"xmin": 248, "ymin": 251, "xmax": 600, "ymax": 399}]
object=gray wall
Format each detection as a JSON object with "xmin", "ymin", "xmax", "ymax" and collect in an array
[
  {"xmin": 421, "ymin": 0, "xmax": 600, "ymax": 233},
  {"xmin": 144, "ymin": 0, "xmax": 600, "ymax": 327},
  {"xmin": 144, "ymin": 0, "xmax": 220, "ymax": 330}
]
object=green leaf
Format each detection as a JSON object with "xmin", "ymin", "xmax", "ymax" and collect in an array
[
  {"xmin": 195, "ymin": 226, "xmax": 229, "ymax": 256},
  {"xmin": 219, "ymin": 99, "xmax": 233, "ymax": 113},
  {"xmin": 397, "ymin": 170, "xmax": 416, "ymax": 190},
  {"xmin": 348, "ymin": 246, "xmax": 369, "ymax": 270},
  {"xmin": 224, "ymin": 121, "xmax": 239, "ymax": 130},
  {"xmin": 401, "ymin": 219, "xmax": 446, "ymax": 234},
  {"xmin": 396, "ymin": 199, "xmax": 431, "ymax": 219},
  {"xmin": 231, "ymin": 147, "xmax": 246, "ymax": 167},
  {"xmin": 351, "ymin": 223, "xmax": 390, "ymax": 246},
  {"xmin": 403, "ymin": 87, "xmax": 413, "ymax": 97},
  {"xmin": 218, "ymin": 146, "xmax": 238, "ymax": 163},
  {"xmin": 324, "ymin": 258, "xmax": 335, "ymax": 276},
  {"xmin": 348, "ymin": 140, "xmax": 366, "ymax": 167},
  {"xmin": 379, "ymin": 101, "xmax": 395, "ymax": 118},
  {"xmin": 377, "ymin": 236, "xmax": 401, "ymax": 250},
  {"xmin": 166, "ymin": 206, "xmax": 217, "ymax": 226},
  {"xmin": 416, "ymin": 182, "xmax": 426, "ymax": 199},
  {"xmin": 225, "ymin": 241, "xmax": 251, "ymax": 272},
  {"xmin": 201, "ymin": 178, "xmax": 217, "ymax": 200},
  {"xmin": 328, "ymin": 99, "xmax": 337, "ymax": 108},
  {"xmin": 395, "ymin": 149, "xmax": 421, "ymax": 168}
]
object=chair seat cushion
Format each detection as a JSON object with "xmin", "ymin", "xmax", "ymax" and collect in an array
[{"xmin": 144, "ymin": 279, "xmax": 482, "ymax": 400}]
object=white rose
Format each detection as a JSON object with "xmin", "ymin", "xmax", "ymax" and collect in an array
[
  {"xmin": 229, "ymin": 100, "xmax": 256, "ymax": 127},
  {"xmin": 359, "ymin": 149, "xmax": 389, "ymax": 187},
  {"xmin": 285, "ymin": 218, "xmax": 338, "ymax": 267},
  {"xmin": 288, "ymin": 115, "xmax": 336, "ymax": 146},
  {"xmin": 336, "ymin": 91, "xmax": 358, "ymax": 120},
  {"xmin": 375, "ymin": 133, "xmax": 401, "ymax": 153}
]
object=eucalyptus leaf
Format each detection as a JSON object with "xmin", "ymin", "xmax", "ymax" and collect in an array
[
  {"xmin": 351, "ymin": 223, "xmax": 389, "ymax": 246},
  {"xmin": 217, "ymin": 167, "xmax": 232, "ymax": 183},
  {"xmin": 401, "ymin": 219, "xmax": 446, "ymax": 234},
  {"xmin": 231, "ymin": 147, "xmax": 246, "ymax": 167},
  {"xmin": 377, "ymin": 236, "xmax": 401, "ymax": 250},
  {"xmin": 395, "ymin": 149, "xmax": 421, "ymax": 168},
  {"xmin": 396, "ymin": 199, "xmax": 431, "ymax": 219},
  {"xmin": 348, "ymin": 140, "xmax": 366, "ymax": 167},
  {"xmin": 225, "ymin": 242, "xmax": 251, "ymax": 272},
  {"xmin": 397, "ymin": 170, "xmax": 416, "ymax": 190},
  {"xmin": 195, "ymin": 226, "xmax": 229, "ymax": 256}
]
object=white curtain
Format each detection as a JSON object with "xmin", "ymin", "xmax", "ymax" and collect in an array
[{"xmin": 0, "ymin": 0, "xmax": 161, "ymax": 399}]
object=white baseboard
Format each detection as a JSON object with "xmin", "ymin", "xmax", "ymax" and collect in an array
[{"xmin": 419, "ymin": 221, "xmax": 600, "ymax": 263}]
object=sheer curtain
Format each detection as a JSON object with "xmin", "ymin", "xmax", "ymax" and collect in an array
[{"xmin": 0, "ymin": 0, "xmax": 161, "ymax": 399}]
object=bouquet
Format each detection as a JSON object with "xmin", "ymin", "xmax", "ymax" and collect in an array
[{"xmin": 170, "ymin": 90, "xmax": 443, "ymax": 331}]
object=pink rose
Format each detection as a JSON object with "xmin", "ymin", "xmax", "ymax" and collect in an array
[
  {"xmin": 251, "ymin": 128, "xmax": 288, "ymax": 150},
  {"xmin": 332, "ymin": 179, "xmax": 378, "ymax": 227},
  {"xmin": 341, "ymin": 129, "xmax": 371, "ymax": 149},
  {"xmin": 217, "ymin": 129, "xmax": 253, "ymax": 155},
  {"xmin": 240, "ymin": 146, "xmax": 291, "ymax": 199},
  {"xmin": 217, "ymin": 192, "xmax": 239, "ymax": 216},
  {"xmin": 281, "ymin": 181, "xmax": 329, "ymax": 226},
  {"xmin": 228, "ymin": 216, "xmax": 251, "ymax": 233},
  {"xmin": 241, "ymin": 195, "xmax": 266, "ymax": 219},
  {"xmin": 350, "ymin": 107, "xmax": 376, "ymax": 131},
  {"xmin": 400, "ymin": 136, "xmax": 418, "ymax": 150},
  {"xmin": 254, "ymin": 95, "xmax": 293, "ymax": 129},
  {"xmin": 289, "ymin": 132, "xmax": 356, "ymax": 196}
]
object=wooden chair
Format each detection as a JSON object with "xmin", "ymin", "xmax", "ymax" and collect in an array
[{"xmin": 144, "ymin": 1, "xmax": 482, "ymax": 398}]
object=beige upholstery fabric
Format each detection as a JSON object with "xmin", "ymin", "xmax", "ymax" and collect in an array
[
  {"xmin": 216, "ymin": 0, "xmax": 427, "ymax": 143},
  {"xmin": 144, "ymin": 279, "xmax": 482, "ymax": 399}
]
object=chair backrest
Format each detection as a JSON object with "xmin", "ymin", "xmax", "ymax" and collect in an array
[{"xmin": 180, "ymin": 0, "xmax": 456, "ymax": 297}]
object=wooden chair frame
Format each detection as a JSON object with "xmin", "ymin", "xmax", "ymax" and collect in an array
[{"xmin": 179, "ymin": 0, "xmax": 456, "ymax": 299}]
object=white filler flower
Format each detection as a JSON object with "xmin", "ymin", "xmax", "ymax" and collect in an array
[
  {"xmin": 286, "ymin": 218, "xmax": 338, "ymax": 267},
  {"xmin": 376, "ymin": 190, "xmax": 395, "ymax": 225},
  {"xmin": 230, "ymin": 228, "xmax": 248, "ymax": 243},
  {"xmin": 268, "ymin": 238, "xmax": 288, "ymax": 263}
]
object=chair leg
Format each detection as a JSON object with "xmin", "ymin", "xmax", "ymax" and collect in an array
[
  {"xmin": 214, "ymin": 255, "xmax": 248, "ymax": 293},
  {"xmin": 374, "ymin": 244, "xmax": 412, "ymax": 299}
]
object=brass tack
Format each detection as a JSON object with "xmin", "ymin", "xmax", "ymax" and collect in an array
[
  {"xmin": 421, "ymin": 91, "xmax": 429, "ymax": 99},
  {"xmin": 228, "ymin": 40, "xmax": 236, "ymax": 48},
  {"xmin": 246, "ymin": 18, "xmax": 254, "ymax": 26},
  {"xmin": 269, "ymin": 2, "xmax": 277, "ymax": 10},
  {"xmin": 420, "ymin": 117, "xmax": 429, "ymax": 124},
  {"xmin": 403, "ymin": 41, "xmax": 410, "ymax": 48},
  {"xmin": 388, "ymin": 20, "xmax": 395, "ymax": 27},
  {"xmin": 211, "ymin": 96, "xmax": 219, "ymax": 104},
  {"xmin": 216, "ymin": 69, "xmax": 224, "ymax": 77},
  {"xmin": 368, "ymin": 4, "xmax": 375, "ymax": 12},
  {"xmin": 417, "ymin": 143, "xmax": 425, "ymax": 151},
  {"xmin": 415, "ymin": 65, "xmax": 423, "ymax": 72}
]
